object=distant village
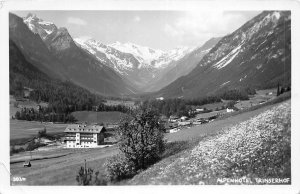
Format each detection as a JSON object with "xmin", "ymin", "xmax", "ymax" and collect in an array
[{"xmin": 161, "ymin": 107, "xmax": 235, "ymax": 133}]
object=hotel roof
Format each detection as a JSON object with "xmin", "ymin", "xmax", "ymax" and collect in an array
[{"xmin": 64, "ymin": 124, "xmax": 105, "ymax": 133}]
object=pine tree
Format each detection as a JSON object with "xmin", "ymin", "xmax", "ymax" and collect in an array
[{"xmin": 277, "ymin": 82, "xmax": 280, "ymax": 96}]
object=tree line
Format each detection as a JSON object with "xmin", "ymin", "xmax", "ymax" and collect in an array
[
  {"xmin": 141, "ymin": 87, "xmax": 256, "ymax": 117},
  {"xmin": 14, "ymin": 107, "xmax": 77, "ymax": 123}
]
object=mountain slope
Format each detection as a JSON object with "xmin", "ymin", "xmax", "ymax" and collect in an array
[
  {"xmin": 9, "ymin": 39, "xmax": 105, "ymax": 113},
  {"xmin": 9, "ymin": 13, "xmax": 64, "ymax": 80},
  {"xmin": 144, "ymin": 37, "xmax": 221, "ymax": 92},
  {"xmin": 14, "ymin": 13, "xmax": 136, "ymax": 97},
  {"xmin": 154, "ymin": 11, "xmax": 291, "ymax": 99},
  {"xmin": 9, "ymin": 39, "xmax": 51, "ymax": 95}
]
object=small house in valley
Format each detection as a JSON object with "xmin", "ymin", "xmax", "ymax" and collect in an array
[
  {"xmin": 226, "ymin": 108, "xmax": 234, "ymax": 113},
  {"xmin": 169, "ymin": 115, "xmax": 179, "ymax": 122},
  {"xmin": 64, "ymin": 124, "xmax": 106, "ymax": 148}
]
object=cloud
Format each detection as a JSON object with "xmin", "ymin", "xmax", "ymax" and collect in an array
[
  {"xmin": 133, "ymin": 16, "xmax": 141, "ymax": 22},
  {"xmin": 77, "ymin": 35, "xmax": 92, "ymax": 41},
  {"xmin": 67, "ymin": 17, "xmax": 87, "ymax": 26},
  {"xmin": 164, "ymin": 24, "xmax": 184, "ymax": 38},
  {"xmin": 164, "ymin": 11, "xmax": 259, "ymax": 45}
]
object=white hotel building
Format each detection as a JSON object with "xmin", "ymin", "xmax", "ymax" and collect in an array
[{"xmin": 64, "ymin": 124, "xmax": 106, "ymax": 148}]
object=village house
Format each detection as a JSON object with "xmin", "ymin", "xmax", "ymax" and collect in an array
[
  {"xmin": 169, "ymin": 128, "xmax": 180, "ymax": 133},
  {"xmin": 226, "ymin": 108, "xmax": 234, "ymax": 113},
  {"xmin": 180, "ymin": 116, "xmax": 188, "ymax": 121},
  {"xmin": 156, "ymin": 97, "xmax": 164, "ymax": 101},
  {"xmin": 164, "ymin": 122, "xmax": 178, "ymax": 133},
  {"xmin": 64, "ymin": 124, "xmax": 106, "ymax": 148},
  {"xmin": 195, "ymin": 108, "xmax": 204, "ymax": 112},
  {"xmin": 169, "ymin": 115, "xmax": 179, "ymax": 122}
]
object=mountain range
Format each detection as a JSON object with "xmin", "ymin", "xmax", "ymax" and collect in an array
[
  {"xmin": 9, "ymin": 11, "xmax": 291, "ymax": 100},
  {"xmin": 74, "ymin": 38, "xmax": 194, "ymax": 90},
  {"xmin": 10, "ymin": 13, "xmax": 137, "ymax": 97}
]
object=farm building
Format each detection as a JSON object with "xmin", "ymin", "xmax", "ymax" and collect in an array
[
  {"xmin": 226, "ymin": 108, "xmax": 234, "ymax": 113},
  {"xmin": 64, "ymin": 124, "xmax": 106, "ymax": 148}
]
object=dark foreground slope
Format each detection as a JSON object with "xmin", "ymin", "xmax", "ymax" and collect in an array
[{"xmin": 154, "ymin": 11, "xmax": 291, "ymax": 99}]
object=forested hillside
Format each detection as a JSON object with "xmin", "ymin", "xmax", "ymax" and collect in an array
[{"xmin": 10, "ymin": 40, "xmax": 103, "ymax": 116}]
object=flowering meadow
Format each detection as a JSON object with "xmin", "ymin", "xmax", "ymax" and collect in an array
[{"xmin": 129, "ymin": 100, "xmax": 291, "ymax": 185}]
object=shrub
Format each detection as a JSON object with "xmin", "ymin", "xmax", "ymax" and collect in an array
[
  {"xmin": 104, "ymin": 154, "xmax": 136, "ymax": 182},
  {"xmin": 37, "ymin": 127, "xmax": 47, "ymax": 138},
  {"xmin": 76, "ymin": 166, "xmax": 107, "ymax": 185},
  {"xmin": 118, "ymin": 108, "xmax": 165, "ymax": 169},
  {"xmin": 226, "ymin": 100, "xmax": 236, "ymax": 108},
  {"xmin": 105, "ymin": 107, "xmax": 165, "ymax": 182},
  {"xmin": 10, "ymin": 146, "xmax": 25, "ymax": 155},
  {"xmin": 25, "ymin": 141, "xmax": 46, "ymax": 151}
]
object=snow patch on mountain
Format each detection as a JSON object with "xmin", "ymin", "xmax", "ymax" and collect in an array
[
  {"xmin": 74, "ymin": 38, "xmax": 136, "ymax": 75},
  {"xmin": 220, "ymin": 81, "xmax": 230, "ymax": 87},
  {"xmin": 213, "ymin": 44, "xmax": 243, "ymax": 69}
]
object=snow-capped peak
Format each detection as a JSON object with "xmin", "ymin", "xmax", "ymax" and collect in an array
[
  {"xmin": 109, "ymin": 41, "xmax": 165, "ymax": 64},
  {"xmin": 23, "ymin": 13, "xmax": 57, "ymax": 39}
]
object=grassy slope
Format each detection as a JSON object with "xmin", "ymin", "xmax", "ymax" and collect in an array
[{"xmin": 128, "ymin": 100, "xmax": 291, "ymax": 185}]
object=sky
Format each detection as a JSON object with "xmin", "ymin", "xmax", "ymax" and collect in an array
[{"xmin": 13, "ymin": 10, "xmax": 261, "ymax": 51}]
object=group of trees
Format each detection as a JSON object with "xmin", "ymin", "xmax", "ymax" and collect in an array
[
  {"xmin": 97, "ymin": 103, "xmax": 130, "ymax": 113},
  {"xmin": 76, "ymin": 164, "xmax": 107, "ymax": 185},
  {"xmin": 141, "ymin": 98, "xmax": 191, "ymax": 117},
  {"xmin": 140, "ymin": 87, "xmax": 255, "ymax": 118},
  {"xmin": 185, "ymin": 96, "xmax": 222, "ymax": 106},
  {"xmin": 217, "ymin": 87, "xmax": 256, "ymax": 100},
  {"xmin": 14, "ymin": 107, "xmax": 77, "ymax": 123},
  {"xmin": 277, "ymin": 83, "xmax": 291, "ymax": 96}
]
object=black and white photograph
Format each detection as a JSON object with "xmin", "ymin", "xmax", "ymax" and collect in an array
[{"xmin": 0, "ymin": 0, "xmax": 300, "ymax": 193}]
